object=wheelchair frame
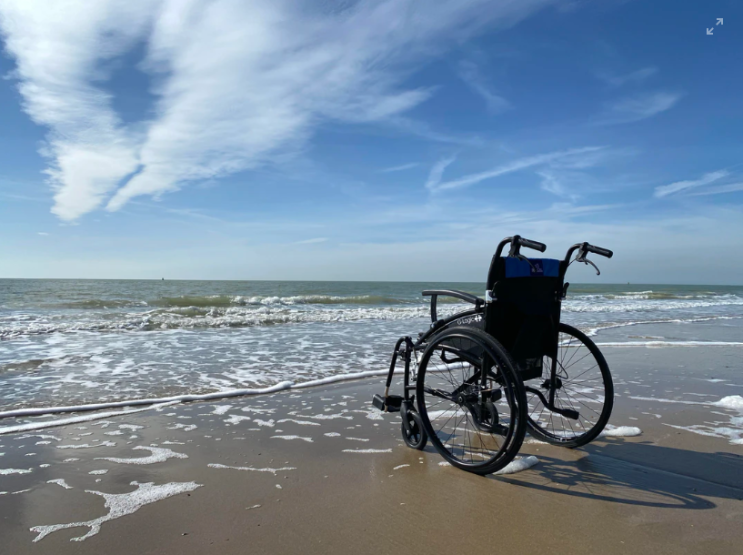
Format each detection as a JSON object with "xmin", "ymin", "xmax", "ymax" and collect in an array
[{"xmin": 372, "ymin": 235, "xmax": 614, "ymax": 473}]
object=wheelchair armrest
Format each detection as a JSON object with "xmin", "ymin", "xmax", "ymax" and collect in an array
[{"xmin": 421, "ymin": 290, "xmax": 485, "ymax": 323}]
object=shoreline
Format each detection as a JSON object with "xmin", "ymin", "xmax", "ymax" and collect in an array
[
  {"xmin": 0, "ymin": 371, "xmax": 741, "ymax": 553},
  {"xmin": 1, "ymin": 345, "xmax": 742, "ymax": 553},
  {"xmin": 2, "ymin": 338, "xmax": 742, "ymax": 426}
]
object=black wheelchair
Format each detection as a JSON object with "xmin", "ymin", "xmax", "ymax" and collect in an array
[{"xmin": 372, "ymin": 235, "xmax": 615, "ymax": 475}]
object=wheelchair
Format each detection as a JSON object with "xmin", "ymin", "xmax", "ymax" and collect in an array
[{"xmin": 372, "ymin": 235, "xmax": 615, "ymax": 475}]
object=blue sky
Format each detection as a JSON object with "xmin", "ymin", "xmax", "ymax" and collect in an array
[{"xmin": 0, "ymin": 0, "xmax": 741, "ymax": 283}]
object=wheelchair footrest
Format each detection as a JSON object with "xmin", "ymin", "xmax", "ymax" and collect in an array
[
  {"xmin": 372, "ymin": 394, "xmax": 403, "ymax": 413},
  {"xmin": 553, "ymin": 407, "xmax": 579, "ymax": 420}
]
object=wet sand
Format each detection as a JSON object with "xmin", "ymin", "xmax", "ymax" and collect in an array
[{"xmin": 1, "ymin": 345, "xmax": 742, "ymax": 554}]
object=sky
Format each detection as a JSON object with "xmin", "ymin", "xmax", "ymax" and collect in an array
[{"xmin": 0, "ymin": 0, "xmax": 741, "ymax": 284}]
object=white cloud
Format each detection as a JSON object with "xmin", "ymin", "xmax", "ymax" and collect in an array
[
  {"xmin": 379, "ymin": 163, "xmax": 419, "ymax": 173},
  {"xmin": 598, "ymin": 91, "xmax": 682, "ymax": 124},
  {"xmin": 37, "ymin": 232, "xmax": 49, "ymax": 236},
  {"xmin": 425, "ymin": 155, "xmax": 458, "ymax": 190},
  {"xmin": 688, "ymin": 182, "xmax": 743, "ymax": 196},
  {"xmin": 597, "ymin": 66, "xmax": 657, "ymax": 87},
  {"xmin": 458, "ymin": 59, "xmax": 510, "ymax": 114},
  {"xmin": 654, "ymin": 170, "xmax": 729, "ymax": 198},
  {"xmin": 429, "ymin": 146, "xmax": 604, "ymax": 191},
  {"xmin": 0, "ymin": 0, "xmax": 556, "ymax": 220},
  {"xmin": 0, "ymin": 0, "xmax": 157, "ymax": 221},
  {"xmin": 296, "ymin": 237, "xmax": 328, "ymax": 244},
  {"xmin": 538, "ymin": 172, "xmax": 579, "ymax": 201}
]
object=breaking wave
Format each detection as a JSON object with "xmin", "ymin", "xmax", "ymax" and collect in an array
[{"xmin": 0, "ymin": 304, "xmax": 469, "ymax": 338}]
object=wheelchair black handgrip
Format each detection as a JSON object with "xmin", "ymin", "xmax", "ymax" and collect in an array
[
  {"xmin": 519, "ymin": 237, "xmax": 547, "ymax": 253},
  {"xmin": 587, "ymin": 244, "xmax": 613, "ymax": 258}
]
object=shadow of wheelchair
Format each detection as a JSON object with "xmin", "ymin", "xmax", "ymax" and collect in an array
[{"xmin": 491, "ymin": 438, "xmax": 743, "ymax": 510}]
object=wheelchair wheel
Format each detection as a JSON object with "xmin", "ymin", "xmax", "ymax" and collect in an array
[
  {"xmin": 416, "ymin": 327, "xmax": 526, "ymax": 475},
  {"xmin": 526, "ymin": 323, "xmax": 613, "ymax": 448},
  {"xmin": 400, "ymin": 402, "xmax": 427, "ymax": 450}
]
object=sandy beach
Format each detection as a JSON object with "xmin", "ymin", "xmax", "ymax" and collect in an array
[
  {"xmin": 1, "ymin": 344, "xmax": 742, "ymax": 554},
  {"xmin": 0, "ymin": 347, "xmax": 743, "ymax": 554}
]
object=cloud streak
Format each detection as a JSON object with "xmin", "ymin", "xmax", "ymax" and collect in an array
[
  {"xmin": 425, "ymin": 155, "xmax": 458, "ymax": 190},
  {"xmin": 0, "ymin": 0, "xmax": 555, "ymax": 220},
  {"xmin": 598, "ymin": 91, "xmax": 682, "ymax": 125},
  {"xmin": 428, "ymin": 146, "xmax": 604, "ymax": 192},
  {"xmin": 538, "ymin": 172, "xmax": 579, "ymax": 201},
  {"xmin": 379, "ymin": 163, "xmax": 419, "ymax": 174},
  {"xmin": 0, "ymin": 0, "xmax": 157, "ymax": 220},
  {"xmin": 597, "ymin": 66, "xmax": 657, "ymax": 87},
  {"xmin": 458, "ymin": 59, "xmax": 510, "ymax": 114},
  {"xmin": 688, "ymin": 182, "xmax": 743, "ymax": 196},
  {"xmin": 654, "ymin": 170, "xmax": 729, "ymax": 198}
]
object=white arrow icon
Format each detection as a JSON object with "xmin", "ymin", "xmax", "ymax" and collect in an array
[
  {"xmin": 716, "ymin": 18, "xmax": 723, "ymax": 25},
  {"xmin": 707, "ymin": 28, "xmax": 713, "ymax": 35}
]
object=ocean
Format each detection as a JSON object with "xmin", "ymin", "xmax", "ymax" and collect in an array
[{"xmin": 1, "ymin": 279, "xmax": 742, "ymax": 412}]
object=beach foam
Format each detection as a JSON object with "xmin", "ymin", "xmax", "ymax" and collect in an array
[
  {"xmin": 0, "ymin": 402, "xmax": 179, "ymax": 436},
  {"xmin": 270, "ymin": 435, "xmax": 313, "ymax": 442},
  {"xmin": 493, "ymin": 455, "xmax": 539, "ymax": 475},
  {"xmin": 95, "ymin": 446, "xmax": 187, "ymax": 465},
  {"xmin": 207, "ymin": 463, "xmax": 296, "ymax": 474},
  {"xmin": 599, "ymin": 426, "xmax": 642, "ymax": 438},
  {"xmin": 58, "ymin": 441, "xmax": 116, "ymax": 450},
  {"xmin": 712, "ymin": 396, "xmax": 743, "ymax": 410},
  {"xmin": 30, "ymin": 481, "xmax": 201, "ymax": 542},
  {"xmin": 224, "ymin": 415, "xmax": 252, "ymax": 425},
  {"xmin": 0, "ymin": 467, "xmax": 32, "ymax": 475},
  {"xmin": 277, "ymin": 418, "xmax": 320, "ymax": 426}
]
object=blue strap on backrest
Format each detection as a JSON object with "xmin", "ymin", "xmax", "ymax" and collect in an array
[{"xmin": 504, "ymin": 258, "xmax": 560, "ymax": 278}]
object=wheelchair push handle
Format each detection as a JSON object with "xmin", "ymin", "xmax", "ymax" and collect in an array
[
  {"xmin": 586, "ymin": 244, "xmax": 613, "ymax": 258},
  {"xmin": 519, "ymin": 237, "xmax": 547, "ymax": 253},
  {"xmin": 495, "ymin": 235, "xmax": 547, "ymax": 258}
]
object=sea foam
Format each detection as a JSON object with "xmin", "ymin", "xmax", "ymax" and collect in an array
[{"xmin": 30, "ymin": 481, "xmax": 201, "ymax": 542}]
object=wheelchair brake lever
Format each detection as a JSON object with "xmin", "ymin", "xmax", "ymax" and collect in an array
[
  {"xmin": 582, "ymin": 258, "xmax": 601, "ymax": 275},
  {"xmin": 574, "ymin": 246, "xmax": 601, "ymax": 275}
]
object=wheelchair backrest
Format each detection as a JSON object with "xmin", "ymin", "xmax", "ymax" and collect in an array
[{"xmin": 484, "ymin": 257, "xmax": 565, "ymax": 378}]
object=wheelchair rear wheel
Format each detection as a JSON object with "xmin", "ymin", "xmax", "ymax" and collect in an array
[
  {"xmin": 416, "ymin": 327, "xmax": 527, "ymax": 475},
  {"xmin": 526, "ymin": 323, "xmax": 613, "ymax": 448}
]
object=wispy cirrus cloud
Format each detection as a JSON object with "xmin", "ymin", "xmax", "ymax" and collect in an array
[
  {"xmin": 425, "ymin": 155, "xmax": 458, "ymax": 190},
  {"xmin": 597, "ymin": 66, "xmax": 657, "ymax": 87},
  {"xmin": 427, "ymin": 146, "xmax": 605, "ymax": 192},
  {"xmin": 296, "ymin": 237, "xmax": 328, "ymax": 245},
  {"xmin": 597, "ymin": 91, "xmax": 682, "ymax": 125},
  {"xmin": 379, "ymin": 163, "xmax": 419, "ymax": 174},
  {"xmin": 0, "ymin": 0, "xmax": 157, "ymax": 221},
  {"xmin": 458, "ymin": 59, "xmax": 510, "ymax": 114},
  {"xmin": 688, "ymin": 182, "xmax": 743, "ymax": 196},
  {"xmin": 0, "ymin": 0, "xmax": 556, "ymax": 221},
  {"xmin": 654, "ymin": 170, "xmax": 729, "ymax": 198},
  {"xmin": 538, "ymin": 172, "xmax": 580, "ymax": 201}
]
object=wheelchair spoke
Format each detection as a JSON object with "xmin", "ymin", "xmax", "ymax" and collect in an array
[
  {"xmin": 525, "ymin": 323, "xmax": 613, "ymax": 446},
  {"xmin": 418, "ymin": 328, "xmax": 524, "ymax": 473}
]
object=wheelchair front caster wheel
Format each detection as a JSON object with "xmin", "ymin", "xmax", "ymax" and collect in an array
[{"xmin": 401, "ymin": 404, "xmax": 427, "ymax": 450}]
